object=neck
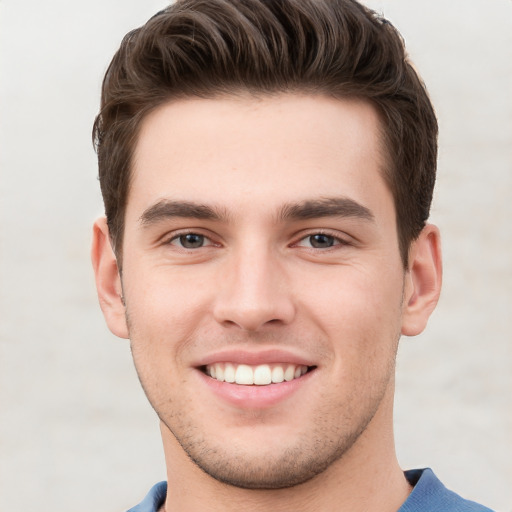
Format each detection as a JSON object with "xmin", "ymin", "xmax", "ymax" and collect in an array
[{"xmin": 160, "ymin": 385, "xmax": 411, "ymax": 512}]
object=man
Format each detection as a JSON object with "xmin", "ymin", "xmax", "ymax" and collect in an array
[{"xmin": 91, "ymin": 1, "xmax": 493, "ymax": 510}]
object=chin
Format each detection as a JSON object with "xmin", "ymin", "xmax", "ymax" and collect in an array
[
  {"xmin": 189, "ymin": 449, "xmax": 335, "ymax": 489},
  {"xmin": 166, "ymin": 418, "xmax": 365, "ymax": 490}
]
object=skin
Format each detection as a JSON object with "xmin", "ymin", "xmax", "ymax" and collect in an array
[{"xmin": 92, "ymin": 94, "xmax": 442, "ymax": 512}]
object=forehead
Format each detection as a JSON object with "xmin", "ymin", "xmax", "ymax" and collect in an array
[{"xmin": 128, "ymin": 94, "xmax": 390, "ymax": 221}]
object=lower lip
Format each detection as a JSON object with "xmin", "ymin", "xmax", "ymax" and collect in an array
[{"xmin": 196, "ymin": 369, "xmax": 316, "ymax": 409}]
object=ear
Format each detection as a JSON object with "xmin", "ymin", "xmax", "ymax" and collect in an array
[
  {"xmin": 401, "ymin": 224, "xmax": 442, "ymax": 336},
  {"xmin": 91, "ymin": 217, "xmax": 129, "ymax": 339}
]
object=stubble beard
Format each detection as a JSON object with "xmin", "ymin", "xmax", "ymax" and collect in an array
[
  {"xmin": 129, "ymin": 345, "xmax": 398, "ymax": 490},
  {"xmin": 164, "ymin": 414, "xmax": 373, "ymax": 489},
  {"xmin": 126, "ymin": 305, "xmax": 401, "ymax": 491}
]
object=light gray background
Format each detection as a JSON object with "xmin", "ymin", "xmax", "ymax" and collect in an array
[{"xmin": 1, "ymin": 1, "xmax": 511, "ymax": 511}]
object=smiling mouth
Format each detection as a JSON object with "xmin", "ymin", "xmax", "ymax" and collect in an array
[{"xmin": 202, "ymin": 363, "xmax": 316, "ymax": 386}]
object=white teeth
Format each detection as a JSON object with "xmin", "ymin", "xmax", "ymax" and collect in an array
[
  {"xmin": 271, "ymin": 366, "xmax": 284, "ymax": 383},
  {"xmin": 224, "ymin": 363, "xmax": 235, "ymax": 383},
  {"xmin": 254, "ymin": 365, "xmax": 272, "ymax": 385},
  {"xmin": 235, "ymin": 364, "xmax": 254, "ymax": 385},
  {"xmin": 206, "ymin": 363, "xmax": 310, "ymax": 386},
  {"xmin": 284, "ymin": 365, "xmax": 295, "ymax": 381}
]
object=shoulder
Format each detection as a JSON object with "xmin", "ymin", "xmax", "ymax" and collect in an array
[
  {"xmin": 126, "ymin": 481, "xmax": 167, "ymax": 512},
  {"xmin": 400, "ymin": 468, "xmax": 495, "ymax": 512},
  {"xmin": 125, "ymin": 471, "xmax": 494, "ymax": 512}
]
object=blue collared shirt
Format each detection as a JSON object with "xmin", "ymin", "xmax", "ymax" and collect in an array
[{"xmin": 126, "ymin": 468, "xmax": 494, "ymax": 511}]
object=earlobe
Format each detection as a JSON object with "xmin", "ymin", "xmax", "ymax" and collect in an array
[
  {"xmin": 401, "ymin": 224, "xmax": 442, "ymax": 337},
  {"xmin": 91, "ymin": 217, "xmax": 129, "ymax": 339}
]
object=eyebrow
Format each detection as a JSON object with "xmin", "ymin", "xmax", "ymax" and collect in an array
[
  {"xmin": 139, "ymin": 196, "xmax": 374, "ymax": 227},
  {"xmin": 279, "ymin": 197, "xmax": 374, "ymax": 222},
  {"xmin": 139, "ymin": 200, "xmax": 227, "ymax": 225}
]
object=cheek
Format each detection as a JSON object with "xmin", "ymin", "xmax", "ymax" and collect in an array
[
  {"xmin": 123, "ymin": 267, "xmax": 214, "ymax": 365},
  {"xmin": 124, "ymin": 272, "xmax": 207, "ymax": 411},
  {"xmin": 125, "ymin": 263, "xmax": 211, "ymax": 317},
  {"xmin": 297, "ymin": 265, "xmax": 404, "ymax": 367},
  {"xmin": 300, "ymin": 264, "xmax": 403, "ymax": 326}
]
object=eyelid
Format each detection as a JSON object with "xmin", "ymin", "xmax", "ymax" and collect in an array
[
  {"xmin": 292, "ymin": 229, "xmax": 352, "ymax": 248},
  {"xmin": 163, "ymin": 228, "xmax": 221, "ymax": 248}
]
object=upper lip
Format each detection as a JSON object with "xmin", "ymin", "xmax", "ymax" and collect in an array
[{"xmin": 193, "ymin": 348, "xmax": 317, "ymax": 368}]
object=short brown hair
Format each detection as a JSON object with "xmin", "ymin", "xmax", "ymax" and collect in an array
[{"xmin": 93, "ymin": 0, "xmax": 437, "ymax": 267}]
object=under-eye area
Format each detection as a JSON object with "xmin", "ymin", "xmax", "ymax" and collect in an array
[{"xmin": 201, "ymin": 363, "xmax": 317, "ymax": 386}]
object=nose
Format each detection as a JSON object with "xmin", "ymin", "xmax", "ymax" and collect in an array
[{"xmin": 213, "ymin": 246, "xmax": 296, "ymax": 331}]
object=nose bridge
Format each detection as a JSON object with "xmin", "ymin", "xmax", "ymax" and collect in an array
[{"xmin": 213, "ymin": 241, "xmax": 294, "ymax": 331}]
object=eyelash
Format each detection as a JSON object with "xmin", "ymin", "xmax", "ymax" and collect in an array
[
  {"xmin": 164, "ymin": 230, "xmax": 350, "ymax": 251},
  {"xmin": 292, "ymin": 230, "xmax": 350, "ymax": 250},
  {"xmin": 166, "ymin": 231, "xmax": 218, "ymax": 249}
]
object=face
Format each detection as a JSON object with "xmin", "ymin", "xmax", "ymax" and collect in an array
[{"xmin": 96, "ymin": 94, "xmax": 434, "ymax": 489}]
